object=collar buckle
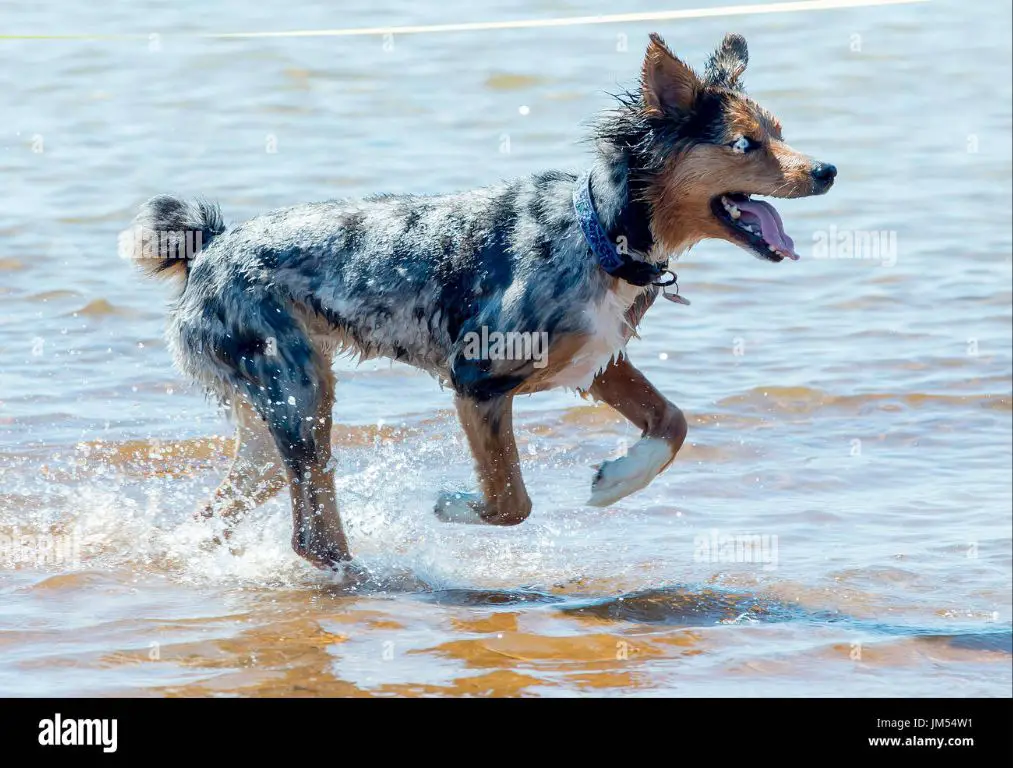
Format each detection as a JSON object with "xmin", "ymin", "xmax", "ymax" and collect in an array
[
  {"xmin": 655, "ymin": 268, "xmax": 691, "ymax": 306},
  {"xmin": 573, "ymin": 171, "xmax": 689, "ymax": 305}
]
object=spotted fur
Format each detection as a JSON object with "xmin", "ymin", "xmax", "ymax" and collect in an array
[{"xmin": 132, "ymin": 32, "xmax": 835, "ymax": 567}]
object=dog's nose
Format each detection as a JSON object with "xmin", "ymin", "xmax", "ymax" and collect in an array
[{"xmin": 811, "ymin": 163, "xmax": 837, "ymax": 184}]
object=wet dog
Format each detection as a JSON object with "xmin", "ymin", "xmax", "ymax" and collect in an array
[{"xmin": 129, "ymin": 33, "xmax": 835, "ymax": 569}]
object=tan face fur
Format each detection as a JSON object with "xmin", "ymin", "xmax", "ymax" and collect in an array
[{"xmin": 638, "ymin": 34, "xmax": 826, "ymax": 254}]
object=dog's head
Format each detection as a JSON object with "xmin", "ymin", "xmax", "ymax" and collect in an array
[{"xmin": 621, "ymin": 33, "xmax": 835, "ymax": 261}]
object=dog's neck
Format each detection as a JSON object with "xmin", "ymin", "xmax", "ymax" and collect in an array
[{"xmin": 587, "ymin": 143, "xmax": 659, "ymax": 261}]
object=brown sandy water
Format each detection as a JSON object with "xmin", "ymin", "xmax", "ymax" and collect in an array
[{"xmin": 1, "ymin": 0, "xmax": 1010, "ymax": 696}]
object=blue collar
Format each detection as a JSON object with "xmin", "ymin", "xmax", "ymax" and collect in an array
[
  {"xmin": 572, "ymin": 171, "xmax": 674, "ymax": 290},
  {"xmin": 573, "ymin": 170, "xmax": 628, "ymax": 274}
]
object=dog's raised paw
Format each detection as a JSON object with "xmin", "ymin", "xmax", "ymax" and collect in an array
[
  {"xmin": 587, "ymin": 437, "xmax": 675, "ymax": 507},
  {"xmin": 434, "ymin": 490, "xmax": 488, "ymax": 524}
]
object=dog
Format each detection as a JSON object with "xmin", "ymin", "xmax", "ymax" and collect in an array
[{"xmin": 129, "ymin": 33, "xmax": 835, "ymax": 569}]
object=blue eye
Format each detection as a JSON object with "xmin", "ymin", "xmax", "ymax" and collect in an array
[{"xmin": 729, "ymin": 136, "xmax": 759, "ymax": 153}]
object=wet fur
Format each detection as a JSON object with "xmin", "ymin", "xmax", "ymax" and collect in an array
[{"xmin": 132, "ymin": 33, "xmax": 833, "ymax": 567}]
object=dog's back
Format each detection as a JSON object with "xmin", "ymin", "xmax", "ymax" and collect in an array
[{"xmin": 134, "ymin": 170, "xmax": 621, "ymax": 411}]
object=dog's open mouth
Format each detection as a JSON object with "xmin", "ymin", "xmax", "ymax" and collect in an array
[{"xmin": 711, "ymin": 194, "xmax": 799, "ymax": 263}]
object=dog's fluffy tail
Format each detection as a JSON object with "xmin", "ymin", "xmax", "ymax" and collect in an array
[{"xmin": 125, "ymin": 195, "xmax": 226, "ymax": 283}]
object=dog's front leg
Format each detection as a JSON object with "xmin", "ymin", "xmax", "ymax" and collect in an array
[
  {"xmin": 585, "ymin": 355, "xmax": 688, "ymax": 506},
  {"xmin": 435, "ymin": 394, "xmax": 532, "ymax": 525}
]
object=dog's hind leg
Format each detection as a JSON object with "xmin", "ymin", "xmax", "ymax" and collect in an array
[
  {"xmin": 435, "ymin": 394, "xmax": 532, "ymax": 526},
  {"xmin": 585, "ymin": 354, "xmax": 688, "ymax": 507},
  {"xmin": 291, "ymin": 367, "xmax": 351, "ymax": 567},
  {"xmin": 195, "ymin": 399, "xmax": 286, "ymax": 535},
  {"xmin": 259, "ymin": 364, "xmax": 350, "ymax": 568},
  {"xmin": 209, "ymin": 305, "xmax": 350, "ymax": 568},
  {"xmin": 258, "ymin": 356, "xmax": 353, "ymax": 569}
]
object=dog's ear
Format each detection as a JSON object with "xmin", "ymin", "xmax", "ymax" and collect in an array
[
  {"xmin": 641, "ymin": 33, "xmax": 701, "ymax": 116},
  {"xmin": 705, "ymin": 33, "xmax": 749, "ymax": 90}
]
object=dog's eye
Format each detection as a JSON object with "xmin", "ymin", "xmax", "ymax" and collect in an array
[{"xmin": 729, "ymin": 136, "xmax": 759, "ymax": 154}]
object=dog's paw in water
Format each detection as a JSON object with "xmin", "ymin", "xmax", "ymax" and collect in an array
[
  {"xmin": 197, "ymin": 535, "xmax": 246, "ymax": 560},
  {"xmin": 587, "ymin": 437, "xmax": 675, "ymax": 507},
  {"xmin": 328, "ymin": 559, "xmax": 371, "ymax": 587},
  {"xmin": 433, "ymin": 490, "xmax": 488, "ymax": 524},
  {"xmin": 194, "ymin": 510, "xmax": 243, "ymax": 555}
]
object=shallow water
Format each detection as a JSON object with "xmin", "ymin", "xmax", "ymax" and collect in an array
[{"xmin": 1, "ymin": 0, "xmax": 1011, "ymax": 696}]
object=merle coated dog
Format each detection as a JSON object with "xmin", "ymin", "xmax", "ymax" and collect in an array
[{"xmin": 130, "ymin": 33, "xmax": 836, "ymax": 569}]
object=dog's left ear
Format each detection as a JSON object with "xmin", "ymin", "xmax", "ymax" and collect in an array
[
  {"xmin": 705, "ymin": 33, "xmax": 749, "ymax": 90},
  {"xmin": 642, "ymin": 33, "xmax": 701, "ymax": 116}
]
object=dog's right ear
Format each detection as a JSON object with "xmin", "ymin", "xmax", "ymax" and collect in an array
[
  {"xmin": 705, "ymin": 33, "xmax": 749, "ymax": 90},
  {"xmin": 641, "ymin": 33, "xmax": 701, "ymax": 116}
]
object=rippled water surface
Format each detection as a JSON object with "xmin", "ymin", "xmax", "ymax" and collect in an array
[{"xmin": 1, "ymin": 0, "xmax": 1011, "ymax": 696}]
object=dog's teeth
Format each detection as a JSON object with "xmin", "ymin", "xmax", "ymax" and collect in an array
[
  {"xmin": 722, "ymin": 197, "xmax": 741, "ymax": 219},
  {"xmin": 768, "ymin": 245, "xmax": 777, "ymax": 252}
]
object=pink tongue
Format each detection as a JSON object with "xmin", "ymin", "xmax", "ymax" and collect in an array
[{"xmin": 736, "ymin": 198, "xmax": 798, "ymax": 259}]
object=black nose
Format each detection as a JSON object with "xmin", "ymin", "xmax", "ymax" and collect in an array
[{"xmin": 812, "ymin": 162, "xmax": 837, "ymax": 184}]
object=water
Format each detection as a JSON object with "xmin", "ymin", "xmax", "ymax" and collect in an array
[{"xmin": 1, "ymin": 0, "xmax": 1010, "ymax": 696}]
